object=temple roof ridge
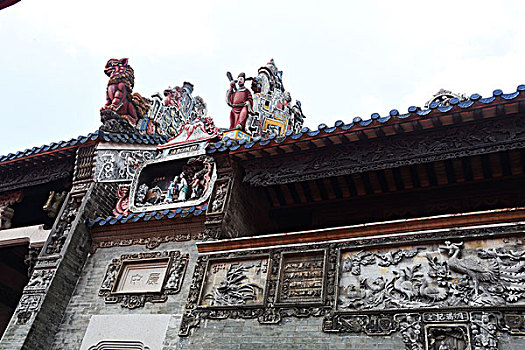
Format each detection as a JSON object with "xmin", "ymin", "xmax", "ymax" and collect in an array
[
  {"xmin": 0, "ymin": 130, "xmax": 168, "ymax": 165},
  {"xmin": 208, "ymin": 84, "xmax": 525, "ymax": 155}
]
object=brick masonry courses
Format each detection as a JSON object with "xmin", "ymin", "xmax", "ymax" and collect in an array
[
  {"xmin": 50, "ymin": 238, "xmax": 525, "ymax": 350},
  {"xmin": 50, "ymin": 240, "xmax": 407, "ymax": 350}
]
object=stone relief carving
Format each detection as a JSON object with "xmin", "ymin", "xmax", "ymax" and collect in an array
[
  {"xmin": 471, "ymin": 312, "xmax": 498, "ymax": 350},
  {"xmin": 179, "ymin": 247, "xmax": 337, "ymax": 336},
  {"xmin": 24, "ymin": 269, "xmax": 54, "ymax": 291},
  {"xmin": 398, "ymin": 314, "xmax": 424, "ymax": 350},
  {"xmin": 199, "ymin": 258, "xmax": 268, "ymax": 307},
  {"xmin": 24, "ymin": 246, "xmax": 42, "ymax": 277},
  {"xmin": 277, "ymin": 250, "xmax": 326, "ymax": 304},
  {"xmin": 96, "ymin": 150, "xmax": 155, "ymax": 182},
  {"xmin": 99, "ymin": 251, "xmax": 188, "ymax": 309},
  {"xmin": 16, "ymin": 294, "xmax": 42, "ymax": 324},
  {"xmin": 179, "ymin": 226, "xmax": 525, "ymax": 348},
  {"xmin": 322, "ymin": 313, "xmax": 398, "ymax": 335},
  {"xmin": 45, "ymin": 195, "xmax": 81, "ymax": 255},
  {"xmin": 337, "ymin": 241, "xmax": 525, "ymax": 312},
  {"xmin": 92, "ymin": 230, "xmax": 209, "ymax": 252},
  {"xmin": 206, "ymin": 178, "xmax": 231, "ymax": 215},
  {"xmin": 14, "ymin": 185, "xmax": 90, "ymax": 326}
]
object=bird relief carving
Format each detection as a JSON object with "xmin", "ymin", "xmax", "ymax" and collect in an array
[{"xmin": 337, "ymin": 240, "xmax": 525, "ymax": 311}]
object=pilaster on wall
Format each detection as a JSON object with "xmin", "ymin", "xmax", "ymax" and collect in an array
[
  {"xmin": 0, "ymin": 145, "xmax": 108, "ymax": 350},
  {"xmin": 205, "ymin": 154, "xmax": 276, "ymax": 239}
]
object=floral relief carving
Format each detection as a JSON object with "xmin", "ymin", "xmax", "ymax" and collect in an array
[{"xmin": 179, "ymin": 225, "xmax": 525, "ymax": 349}]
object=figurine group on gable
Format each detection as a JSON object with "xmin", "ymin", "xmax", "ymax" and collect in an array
[{"xmin": 134, "ymin": 155, "xmax": 214, "ymax": 208}]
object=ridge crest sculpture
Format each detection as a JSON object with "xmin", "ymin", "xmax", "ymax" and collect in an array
[
  {"xmin": 100, "ymin": 58, "xmax": 215, "ymax": 137},
  {"xmin": 225, "ymin": 59, "xmax": 306, "ymax": 140}
]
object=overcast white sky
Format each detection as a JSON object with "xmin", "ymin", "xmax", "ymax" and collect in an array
[{"xmin": 1, "ymin": 0, "xmax": 525, "ymax": 155}]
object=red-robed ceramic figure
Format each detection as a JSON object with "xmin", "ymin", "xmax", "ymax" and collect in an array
[{"xmin": 226, "ymin": 73, "xmax": 253, "ymax": 130}]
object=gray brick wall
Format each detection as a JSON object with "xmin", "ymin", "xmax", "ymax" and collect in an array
[
  {"xmin": 174, "ymin": 318, "xmax": 405, "ymax": 350},
  {"xmin": 51, "ymin": 241, "xmax": 197, "ymax": 349},
  {"xmin": 51, "ymin": 240, "xmax": 525, "ymax": 350},
  {"xmin": 51, "ymin": 241, "xmax": 408, "ymax": 350}
]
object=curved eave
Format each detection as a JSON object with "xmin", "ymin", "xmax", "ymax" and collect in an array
[
  {"xmin": 207, "ymin": 86, "xmax": 525, "ymax": 160},
  {"xmin": 86, "ymin": 203, "xmax": 208, "ymax": 228},
  {"xmin": 0, "ymin": 130, "xmax": 168, "ymax": 167}
]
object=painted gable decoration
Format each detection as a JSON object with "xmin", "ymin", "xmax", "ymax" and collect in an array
[
  {"xmin": 224, "ymin": 59, "xmax": 306, "ymax": 141},
  {"xmin": 129, "ymin": 115, "xmax": 219, "ymax": 213}
]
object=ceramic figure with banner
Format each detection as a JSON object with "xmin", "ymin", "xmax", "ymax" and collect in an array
[{"xmin": 225, "ymin": 59, "xmax": 306, "ymax": 141}]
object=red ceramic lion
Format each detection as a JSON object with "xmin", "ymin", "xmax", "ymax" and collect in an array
[{"xmin": 100, "ymin": 58, "xmax": 149, "ymax": 126}]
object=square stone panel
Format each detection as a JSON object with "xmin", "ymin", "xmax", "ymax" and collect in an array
[
  {"xmin": 199, "ymin": 257, "xmax": 269, "ymax": 307},
  {"xmin": 114, "ymin": 258, "xmax": 169, "ymax": 294},
  {"xmin": 277, "ymin": 250, "xmax": 326, "ymax": 304}
]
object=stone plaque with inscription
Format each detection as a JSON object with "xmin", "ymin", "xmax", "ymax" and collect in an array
[
  {"xmin": 114, "ymin": 259, "xmax": 169, "ymax": 294},
  {"xmin": 99, "ymin": 251, "xmax": 188, "ymax": 309},
  {"xmin": 199, "ymin": 257, "xmax": 269, "ymax": 307},
  {"xmin": 277, "ymin": 250, "xmax": 326, "ymax": 304}
]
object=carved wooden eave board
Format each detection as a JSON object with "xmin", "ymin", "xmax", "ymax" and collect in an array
[
  {"xmin": 241, "ymin": 115, "xmax": 525, "ymax": 187},
  {"xmin": 0, "ymin": 151, "xmax": 77, "ymax": 192}
]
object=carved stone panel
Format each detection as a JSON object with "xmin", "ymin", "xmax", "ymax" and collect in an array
[
  {"xmin": 99, "ymin": 251, "xmax": 188, "ymax": 309},
  {"xmin": 337, "ymin": 239, "xmax": 525, "ymax": 312},
  {"xmin": 199, "ymin": 257, "xmax": 269, "ymax": 307},
  {"xmin": 180, "ymin": 227, "xmax": 525, "ymax": 346},
  {"xmin": 276, "ymin": 250, "xmax": 326, "ymax": 304},
  {"xmin": 424, "ymin": 324, "xmax": 470, "ymax": 350},
  {"xmin": 206, "ymin": 178, "xmax": 232, "ymax": 216},
  {"xmin": 16, "ymin": 294, "xmax": 41, "ymax": 324},
  {"xmin": 129, "ymin": 152, "xmax": 216, "ymax": 212},
  {"xmin": 95, "ymin": 149, "xmax": 155, "ymax": 182}
]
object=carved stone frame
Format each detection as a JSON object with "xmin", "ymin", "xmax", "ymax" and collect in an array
[
  {"xmin": 99, "ymin": 250, "xmax": 189, "ymax": 309},
  {"xmin": 179, "ymin": 246, "xmax": 337, "ymax": 336},
  {"xmin": 181, "ymin": 221, "xmax": 525, "ymax": 349},
  {"xmin": 205, "ymin": 177, "xmax": 233, "ymax": 216},
  {"xmin": 128, "ymin": 149, "xmax": 217, "ymax": 213},
  {"xmin": 274, "ymin": 249, "xmax": 328, "ymax": 306},
  {"xmin": 196, "ymin": 254, "xmax": 271, "ymax": 309}
]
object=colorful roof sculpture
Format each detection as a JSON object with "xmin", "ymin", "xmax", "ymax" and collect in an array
[
  {"xmin": 100, "ymin": 58, "xmax": 213, "ymax": 138},
  {"xmin": 225, "ymin": 59, "xmax": 306, "ymax": 141}
]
